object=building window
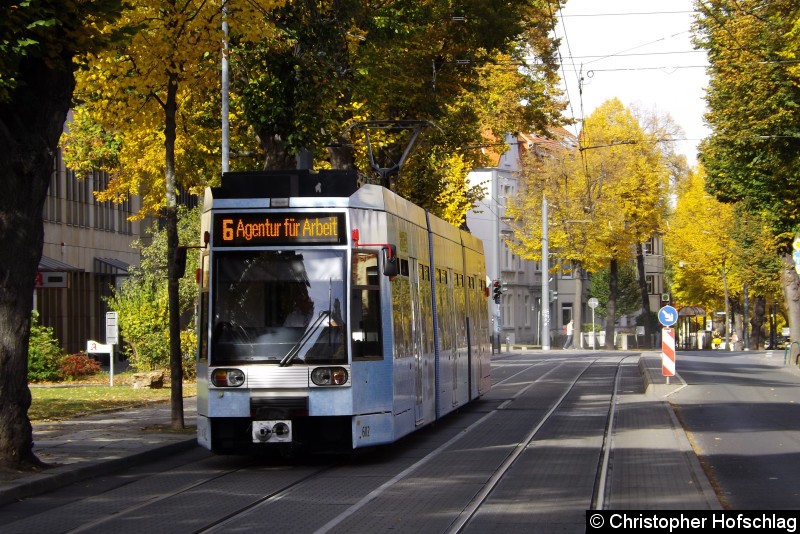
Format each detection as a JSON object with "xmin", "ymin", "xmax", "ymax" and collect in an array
[
  {"xmin": 43, "ymin": 155, "xmax": 62, "ymax": 223},
  {"xmin": 561, "ymin": 304, "xmax": 573, "ymax": 327},
  {"xmin": 524, "ymin": 294, "xmax": 531, "ymax": 327},
  {"xmin": 93, "ymin": 171, "xmax": 114, "ymax": 232},
  {"xmin": 117, "ymin": 196, "xmax": 133, "ymax": 235},
  {"xmin": 646, "ymin": 274, "xmax": 655, "ymax": 295},
  {"xmin": 643, "ymin": 237, "xmax": 656, "ymax": 255},
  {"xmin": 561, "ymin": 261, "xmax": 573, "ymax": 279},
  {"xmin": 66, "ymin": 169, "xmax": 91, "ymax": 228},
  {"xmin": 503, "ymin": 293, "xmax": 514, "ymax": 327}
]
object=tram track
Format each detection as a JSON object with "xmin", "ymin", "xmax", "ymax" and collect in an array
[
  {"xmin": 2, "ymin": 353, "xmax": 643, "ymax": 534},
  {"xmin": 448, "ymin": 355, "xmax": 635, "ymax": 533}
]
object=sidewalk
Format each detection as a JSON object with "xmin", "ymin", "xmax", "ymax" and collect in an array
[{"xmin": 0, "ymin": 397, "xmax": 198, "ymax": 507}]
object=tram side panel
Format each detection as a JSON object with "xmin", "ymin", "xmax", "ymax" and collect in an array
[
  {"xmin": 462, "ymin": 237, "xmax": 491, "ymax": 398},
  {"xmin": 412, "ymin": 223, "xmax": 437, "ymax": 425},
  {"xmin": 428, "ymin": 216, "xmax": 466, "ymax": 417},
  {"xmin": 385, "ymin": 211, "xmax": 413, "ymax": 438},
  {"xmin": 348, "ymin": 207, "xmax": 396, "ymax": 448},
  {"xmin": 350, "ymin": 200, "xmax": 438, "ymax": 447}
]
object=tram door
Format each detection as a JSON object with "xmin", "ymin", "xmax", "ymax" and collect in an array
[{"xmin": 410, "ymin": 258, "xmax": 424, "ymax": 424}]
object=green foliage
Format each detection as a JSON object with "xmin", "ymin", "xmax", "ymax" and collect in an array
[
  {"xmin": 107, "ymin": 206, "xmax": 200, "ymax": 374},
  {"xmin": 59, "ymin": 353, "xmax": 101, "ymax": 380},
  {"xmin": 0, "ymin": 0, "xmax": 126, "ymax": 102},
  {"xmin": 27, "ymin": 312, "xmax": 63, "ymax": 382},
  {"xmin": 229, "ymin": 0, "xmax": 566, "ymax": 217},
  {"xmin": 695, "ymin": 0, "xmax": 800, "ymax": 245},
  {"xmin": 588, "ymin": 262, "xmax": 641, "ymax": 321},
  {"xmin": 636, "ymin": 311, "xmax": 659, "ymax": 331},
  {"xmin": 508, "ymin": 100, "xmax": 673, "ymax": 272}
]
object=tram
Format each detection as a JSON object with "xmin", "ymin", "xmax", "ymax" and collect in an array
[{"xmin": 195, "ymin": 170, "xmax": 491, "ymax": 453}]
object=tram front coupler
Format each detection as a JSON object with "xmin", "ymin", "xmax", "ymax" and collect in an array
[{"xmin": 252, "ymin": 420, "xmax": 293, "ymax": 443}]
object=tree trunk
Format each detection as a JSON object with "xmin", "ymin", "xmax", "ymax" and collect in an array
[
  {"xmin": 572, "ymin": 262, "xmax": 584, "ymax": 349},
  {"xmin": 328, "ymin": 135, "xmax": 356, "ymax": 170},
  {"xmin": 730, "ymin": 294, "xmax": 742, "ymax": 349},
  {"xmin": 164, "ymin": 73, "xmax": 184, "ymax": 430},
  {"xmin": 750, "ymin": 296, "xmax": 766, "ymax": 350},
  {"xmin": 722, "ymin": 262, "xmax": 730, "ymax": 347},
  {"xmin": 635, "ymin": 243, "xmax": 653, "ymax": 346},
  {"xmin": 780, "ymin": 251, "xmax": 800, "ymax": 349},
  {"xmin": 0, "ymin": 55, "xmax": 74, "ymax": 470},
  {"xmin": 259, "ymin": 131, "xmax": 296, "ymax": 171},
  {"xmin": 605, "ymin": 259, "xmax": 618, "ymax": 350}
]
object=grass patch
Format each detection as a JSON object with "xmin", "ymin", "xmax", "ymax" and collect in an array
[{"xmin": 29, "ymin": 383, "xmax": 197, "ymax": 423}]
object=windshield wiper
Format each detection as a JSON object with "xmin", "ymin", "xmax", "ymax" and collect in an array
[{"xmin": 279, "ymin": 311, "xmax": 330, "ymax": 366}]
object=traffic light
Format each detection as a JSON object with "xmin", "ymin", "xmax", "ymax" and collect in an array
[{"xmin": 492, "ymin": 279, "xmax": 502, "ymax": 303}]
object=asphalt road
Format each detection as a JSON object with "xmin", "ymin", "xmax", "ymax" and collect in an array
[{"xmin": 668, "ymin": 349, "xmax": 800, "ymax": 509}]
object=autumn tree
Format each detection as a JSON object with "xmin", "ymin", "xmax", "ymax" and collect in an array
[
  {"xmin": 581, "ymin": 101, "xmax": 671, "ymax": 347},
  {"xmin": 665, "ymin": 167, "xmax": 781, "ymax": 348},
  {"xmin": 508, "ymin": 99, "xmax": 671, "ymax": 349},
  {"xmin": 695, "ymin": 0, "xmax": 800, "ymax": 342},
  {"xmin": 230, "ymin": 0, "xmax": 566, "ymax": 224},
  {"xmin": 588, "ymin": 262, "xmax": 641, "ymax": 323},
  {"xmin": 728, "ymin": 208, "xmax": 783, "ymax": 348},
  {"xmin": 0, "ymin": 0, "xmax": 127, "ymax": 471},
  {"xmin": 506, "ymin": 133, "xmax": 606, "ymax": 348},
  {"xmin": 663, "ymin": 166, "xmax": 738, "ymax": 342},
  {"xmin": 64, "ymin": 0, "xmax": 281, "ymax": 429}
]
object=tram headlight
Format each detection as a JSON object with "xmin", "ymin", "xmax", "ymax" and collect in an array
[
  {"xmin": 211, "ymin": 368, "xmax": 245, "ymax": 387},
  {"xmin": 311, "ymin": 366, "xmax": 349, "ymax": 386}
]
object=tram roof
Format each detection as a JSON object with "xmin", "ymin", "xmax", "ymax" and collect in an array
[{"xmin": 212, "ymin": 170, "xmax": 361, "ymax": 199}]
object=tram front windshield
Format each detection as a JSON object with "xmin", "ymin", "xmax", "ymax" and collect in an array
[{"xmin": 211, "ymin": 250, "xmax": 346, "ymax": 365}]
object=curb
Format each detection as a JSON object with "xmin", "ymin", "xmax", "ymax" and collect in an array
[{"xmin": 0, "ymin": 438, "xmax": 197, "ymax": 507}]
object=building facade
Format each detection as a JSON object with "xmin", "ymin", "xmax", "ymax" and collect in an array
[{"xmin": 36, "ymin": 149, "xmax": 144, "ymax": 354}]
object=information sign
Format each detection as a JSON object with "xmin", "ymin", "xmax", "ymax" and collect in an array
[
  {"xmin": 106, "ymin": 311, "xmax": 119, "ymax": 345},
  {"xmin": 658, "ymin": 305, "xmax": 678, "ymax": 327}
]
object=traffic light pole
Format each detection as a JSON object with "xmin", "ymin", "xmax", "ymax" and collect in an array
[{"xmin": 542, "ymin": 196, "xmax": 550, "ymax": 351}]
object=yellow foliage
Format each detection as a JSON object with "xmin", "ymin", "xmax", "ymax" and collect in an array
[
  {"xmin": 663, "ymin": 166, "xmax": 736, "ymax": 310},
  {"xmin": 65, "ymin": 0, "xmax": 284, "ymax": 218},
  {"xmin": 508, "ymin": 99, "xmax": 671, "ymax": 275}
]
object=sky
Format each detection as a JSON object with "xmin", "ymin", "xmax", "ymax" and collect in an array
[{"xmin": 553, "ymin": 0, "xmax": 709, "ymax": 166}]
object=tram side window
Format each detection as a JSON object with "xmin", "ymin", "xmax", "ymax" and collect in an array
[
  {"xmin": 352, "ymin": 253, "xmax": 383, "ymax": 360},
  {"xmin": 198, "ymin": 291, "xmax": 209, "ymax": 362},
  {"xmin": 198, "ymin": 253, "xmax": 210, "ymax": 362}
]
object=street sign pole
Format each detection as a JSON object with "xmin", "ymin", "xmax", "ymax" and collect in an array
[
  {"xmin": 106, "ymin": 312, "xmax": 119, "ymax": 387},
  {"xmin": 588, "ymin": 297, "xmax": 599, "ymax": 350}
]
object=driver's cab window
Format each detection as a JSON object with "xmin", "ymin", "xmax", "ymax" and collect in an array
[{"xmin": 351, "ymin": 253, "xmax": 382, "ymax": 360}]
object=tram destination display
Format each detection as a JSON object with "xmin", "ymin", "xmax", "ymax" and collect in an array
[{"xmin": 214, "ymin": 212, "xmax": 346, "ymax": 246}]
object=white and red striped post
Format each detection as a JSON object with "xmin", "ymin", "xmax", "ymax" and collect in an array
[{"xmin": 662, "ymin": 327, "xmax": 676, "ymax": 384}]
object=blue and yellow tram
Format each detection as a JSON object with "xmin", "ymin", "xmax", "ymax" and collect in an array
[{"xmin": 196, "ymin": 170, "xmax": 491, "ymax": 453}]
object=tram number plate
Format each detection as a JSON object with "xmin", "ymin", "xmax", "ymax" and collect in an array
[{"xmin": 353, "ymin": 414, "xmax": 391, "ymax": 447}]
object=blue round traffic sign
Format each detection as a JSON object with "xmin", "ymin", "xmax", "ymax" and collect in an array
[{"xmin": 658, "ymin": 305, "xmax": 678, "ymax": 327}]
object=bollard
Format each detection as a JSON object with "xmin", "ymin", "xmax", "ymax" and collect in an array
[{"xmin": 506, "ymin": 336, "xmax": 510, "ymax": 353}]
